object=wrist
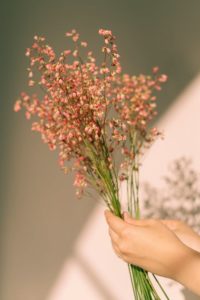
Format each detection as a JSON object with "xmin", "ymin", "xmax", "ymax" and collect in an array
[{"xmin": 173, "ymin": 245, "xmax": 200, "ymax": 295}]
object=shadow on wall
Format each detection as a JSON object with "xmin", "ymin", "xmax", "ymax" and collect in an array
[
  {"xmin": 0, "ymin": 120, "xmax": 97, "ymax": 300},
  {"xmin": 182, "ymin": 289, "xmax": 200, "ymax": 300}
]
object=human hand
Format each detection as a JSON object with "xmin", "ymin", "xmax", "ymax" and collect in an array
[
  {"xmin": 124, "ymin": 213, "xmax": 200, "ymax": 253},
  {"xmin": 104, "ymin": 210, "xmax": 195, "ymax": 281},
  {"xmin": 159, "ymin": 219, "xmax": 200, "ymax": 253}
]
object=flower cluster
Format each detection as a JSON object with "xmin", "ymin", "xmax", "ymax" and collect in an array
[{"xmin": 14, "ymin": 29, "xmax": 167, "ymax": 198}]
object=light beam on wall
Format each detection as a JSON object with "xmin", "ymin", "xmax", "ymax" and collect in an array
[{"xmin": 47, "ymin": 75, "xmax": 200, "ymax": 300}]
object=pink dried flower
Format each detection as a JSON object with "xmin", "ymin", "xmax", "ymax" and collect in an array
[
  {"xmin": 25, "ymin": 48, "xmax": 31, "ymax": 57},
  {"xmin": 98, "ymin": 29, "xmax": 112, "ymax": 36},
  {"xmin": 14, "ymin": 100, "xmax": 22, "ymax": 112},
  {"xmin": 81, "ymin": 41, "xmax": 87, "ymax": 47},
  {"xmin": 73, "ymin": 172, "xmax": 87, "ymax": 187},
  {"xmin": 72, "ymin": 33, "xmax": 79, "ymax": 42},
  {"xmin": 158, "ymin": 74, "xmax": 168, "ymax": 82},
  {"xmin": 152, "ymin": 66, "xmax": 159, "ymax": 74},
  {"xmin": 13, "ymin": 30, "xmax": 169, "ymax": 296},
  {"xmin": 28, "ymin": 80, "xmax": 35, "ymax": 86}
]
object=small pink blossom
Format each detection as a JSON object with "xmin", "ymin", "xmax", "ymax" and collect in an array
[
  {"xmin": 152, "ymin": 66, "xmax": 159, "ymax": 74},
  {"xmin": 158, "ymin": 74, "xmax": 168, "ymax": 82},
  {"xmin": 25, "ymin": 111, "xmax": 31, "ymax": 120},
  {"xmin": 28, "ymin": 80, "xmax": 35, "ymax": 86},
  {"xmin": 81, "ymin": 41, "xmax": 87, "ymax": 47},
  {"xmin": 14, "ymin": 100, "xmax": 21, "ymax": 112},
  {"xmin": 25, "ymin": 48, "xmax": 31, "ymax": 56},
  {"xmin": 73, "ymin": 172, "xmax": 87, "ymax": 187},
  {"xmin": 98, "ymin": 29, "xmax": 112, "ymax": 36},
  {"xmin": 72, "ymin": 33, "xmax": 79, "ymax": 42}
]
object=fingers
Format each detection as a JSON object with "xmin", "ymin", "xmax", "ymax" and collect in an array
[
  {"xmin": 109, "ymin": 227, "xmax": 119, "ymax": 243},
  {"xmin": 106, "ymin": 217, "xmax": 123, "ymax": 259},
  {"xmin": 105, "ymin": 209, "xmax": 158, "ymax": 231},
  {"xmin": 109, "ymin": 228, "xmax": 122, "ymax": 257},
  {"xmin": 110, "ymin": 239, "xmax": 122, "ymax": 259}
]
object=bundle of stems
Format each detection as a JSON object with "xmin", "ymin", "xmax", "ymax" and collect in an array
[{"xmin": 84, "ymin": 135, "xmax": 170, "ymax": 300}]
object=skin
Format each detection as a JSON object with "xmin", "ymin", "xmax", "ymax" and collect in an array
[{"xmin": 104, "ymin": 210, "xmax": 200, "ymax": 296}]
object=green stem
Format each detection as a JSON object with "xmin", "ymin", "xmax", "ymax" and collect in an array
[{"xmin": 152, "ymin": 274, "xmax": 170, "ymax": 300}]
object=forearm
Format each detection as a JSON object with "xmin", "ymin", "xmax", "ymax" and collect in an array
[{"xmin": 174, "ymin": 246, "xmax": 200, "ymax": 296}]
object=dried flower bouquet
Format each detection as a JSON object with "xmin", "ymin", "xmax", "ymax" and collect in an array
[{"xmin": 14, "ymin": 28, "xmax": 169, "ymax": 299}]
